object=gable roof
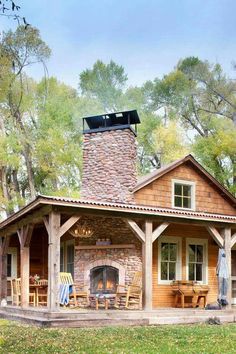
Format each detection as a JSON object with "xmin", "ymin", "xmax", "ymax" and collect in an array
[{"xmin": 133, "ymin": 154, "xmax": 236, "ymax": 207}]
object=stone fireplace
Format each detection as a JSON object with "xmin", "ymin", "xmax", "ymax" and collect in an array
[
  {"xmin": 73, "ymin": 216, "xmax": 142, "ymax": 293},
  {"xmin": 90, "ymin": 265, "xmax": 119, "ymax": 294}
]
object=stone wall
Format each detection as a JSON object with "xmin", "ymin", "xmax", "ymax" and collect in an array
[
  {"xmin": 81, "ymin": 128, "xmax": 137, "ymax": 203},
  {"xmin": 73, "ymin": 216, "xmax": 142, "ymax": 289}
]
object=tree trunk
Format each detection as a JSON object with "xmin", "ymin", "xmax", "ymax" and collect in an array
[{"xmin": 14, "ymin": 109, "xmax": 36, "ymax": 199}]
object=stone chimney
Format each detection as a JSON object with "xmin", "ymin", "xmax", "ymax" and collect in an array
[{"xmin": 81, "ymin": 110, "xmax": 140, "ymax": 204}]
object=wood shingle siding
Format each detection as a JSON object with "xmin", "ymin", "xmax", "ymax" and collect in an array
[
  {"xmin": 134, "ymin": 163, "xmax": 236, "ymax": 215},
  {"xmin": 152, "ymin": 224, "xmax": 218, "ymax": 308}
]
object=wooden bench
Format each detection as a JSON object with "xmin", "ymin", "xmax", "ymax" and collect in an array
[{"xmin": 171, "ymin": 281, "xmax": 209, "ymax": 308}]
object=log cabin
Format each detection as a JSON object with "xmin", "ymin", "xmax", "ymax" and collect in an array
[{"xmin": 0, "ymin": 110, "xmax": 236, "ymax": 325}]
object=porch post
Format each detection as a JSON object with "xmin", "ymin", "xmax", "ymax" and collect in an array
[
  {"xmin": 47, "ymin": 211, "xmax": 60, "ymax": 311},
  {"xmin": 20, "ymin": 247, "xmax": 30, "ymax": 307},
  {"xmin": 0, "ymin": 236, "xmax": 9, "ymax": 301},
  {"xmin": 143, "ymin": 220, "xmax": 153, "ymax": 311},
  {"xmin": 17, "ymin": 225, "xmax": 34, "ymax": 308},
  {"xmin": 223, "ymin": 227, "xmax": 232, "ymax": 308}
]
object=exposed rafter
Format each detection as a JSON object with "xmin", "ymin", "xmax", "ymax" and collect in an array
[{"xmin": 0, "ymin": 205, "xmax": 51, "ymax": 237}]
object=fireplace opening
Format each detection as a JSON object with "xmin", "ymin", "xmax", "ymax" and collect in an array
[{"xmin": 90, "ymin": 266, "xmax": 119, "ymax": 294}]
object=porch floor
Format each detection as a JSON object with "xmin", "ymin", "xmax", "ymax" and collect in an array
[{"xmin": 0, "ymin": 306, "xmax": 236, "ymax": 328}]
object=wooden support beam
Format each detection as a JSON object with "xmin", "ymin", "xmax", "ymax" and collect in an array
[
  {"xmin": 44, "ymin": 214, "xmax": 81, "ymax": 238},
  {"xmin": 206, "ymin": 226, "xmax": 224, "ymax": 248},
  {"xmin": 17, "ymin": 224, "xmax": 34, "ymax": 248},
  {"xmin": 143, "ymin": 220, "xmax": 153, "ymax": 311},
  {"xmin": 223, "ymin": 227, "xmax": 232, "ymax": 308},
  {"xmin": 1, "ymin": 236, "xmax": 10, "ymax": 256},
  {"xmin": 20, "ymin": 247, "xmax": 30, "ymax": 307},
  {"xmin": 47, "ymin": 211, "xmax": 61, "ymax": 311},
  {"xmin": 17, "ymin": 225, "xmax": 34, "ymax": 308},
  {"xmin": 17, "ymin": 224, "xmax": 34, "ymax": 308},
  {"xmin": 0, "ymin": 236, "xmax": 10, "ymax": 300},
  {"xmin": 152, "ymin": 222, "xmax": 170, "ymax": 243},
  {"xmin": 43, "ymin": 216, "xmax": 50, "ymax": 235},
  {"xmin": 231, "ymin": 232, "xmax": 236, "ymax": 248},
  {"xmin": 59, "ymin": 215, "xmax": 81, "ymax": 238},
  {"xmin": 123, "ymin": 219, "xmax": 145, "ymax": 243},
  {"xmin": 0, "ymin": 205, "xmax": 52, "ymax": 237}
]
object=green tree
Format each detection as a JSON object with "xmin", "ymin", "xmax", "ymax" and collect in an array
[
  {"xmin": 0, "ymin": 26, "xmax": 50, "ymax": 213},
  {"xmin": 79, "ymin": 60, "xmax": 128, "ymax": 111},
  {"xmin": 143, "ymin": 57, "xmax": 236, "ymax": 193}
]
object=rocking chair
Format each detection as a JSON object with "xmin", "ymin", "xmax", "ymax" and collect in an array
[
  {"xmin": 59, "ymin": 272, "xmax": 89, "ymax": 307},
  {"xmin": 115, "ymin": 271, "xmax": 142, "ymax": 309}
]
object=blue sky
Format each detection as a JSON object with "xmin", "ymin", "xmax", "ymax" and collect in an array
[{"xmin": 1, "ymin": 0, "xmax": 236, "ymax": 88}]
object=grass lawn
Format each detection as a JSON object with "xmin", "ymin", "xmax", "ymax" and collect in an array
[{"xmin": 0, "ymin": 320, "xmax": 235, "ymax": 354}]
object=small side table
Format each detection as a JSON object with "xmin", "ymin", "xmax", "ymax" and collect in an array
[{"xmin": 89, "ymin": 295, "xmax": 113, "ymax": 310}]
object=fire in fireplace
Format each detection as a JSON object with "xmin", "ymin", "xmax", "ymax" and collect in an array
[{"xmin": 90, "ymin": 266, "xmax": 119, "ymax": 294}]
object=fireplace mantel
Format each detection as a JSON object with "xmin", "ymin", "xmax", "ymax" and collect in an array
[{"xmin": 75, "ymin": 244, "xmax": 135, "ymax": 250}]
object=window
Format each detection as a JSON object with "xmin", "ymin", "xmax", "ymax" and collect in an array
[
  {"xmin": 66, "ymin": 244, "xmax": 74, "ymax": 277},
  {"xmin": 60, "ymin": 240, "xmax": 74, "ymax": 278},
  {"xmin": 158, "ymin": 237, "xmax": 182, "ymax": 284},
  {"xmin": 172, "ymin": 179, "xmax": 195, "ymax": 210},
  {"xmin": 186, "ymin": 238, "xmax": 208, "ymax": 284},
  {"xmin": 7, "ymin": 248, "xmax": 17, "ymax": 280}
]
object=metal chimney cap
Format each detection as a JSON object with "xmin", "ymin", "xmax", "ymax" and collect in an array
[{"xmin": 82, "ymin": 110, "xmax": 141, "ymax": 135}]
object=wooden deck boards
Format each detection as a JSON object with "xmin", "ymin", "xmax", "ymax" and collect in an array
[{"xmin": 0, "ymin": 306, "xmax": 235, "ymax": 328}]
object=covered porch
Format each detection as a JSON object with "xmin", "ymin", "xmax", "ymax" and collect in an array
[{"xmin": 0, "ymin": 195, "xmax": 236, "ymax": 319}]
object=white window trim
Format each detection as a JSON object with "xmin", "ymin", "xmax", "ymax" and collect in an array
[
  {"xmin": 186, "ymin": 238, "xmax": 208, "ymax": 285},
  {"xmin": 158, "ymin": 236, "xmax": 182, "ymax": 285},
  {"xmin": 172, "ymin": 179, "xmax": 196, "ymax": 210}
]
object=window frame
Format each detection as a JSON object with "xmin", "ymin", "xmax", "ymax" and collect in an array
[
  {"xmin": 158, "ymin": 236, "xmax": 182, "ymax": 285},
  {"xmin": 7, "ymin": 247, "xmax": 17, "ymax": 280},
  {"xmin": 172, "ymin": 179, "xmax": 196, "ymax": 210},
  {"xmin": 60, "ymin": 239, "xmax": 75, "ymax": 276},
  {"xmin": 186, "ymin": 238, "xmax": 208, "ymax": 284}
]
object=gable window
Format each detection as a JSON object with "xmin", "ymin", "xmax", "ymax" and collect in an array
[
  {"xmin": 172, "ymin": 179, "xmax": 195, "ymax": 210},
  {"xmin": 186, "ymin": 238, "xmax": 208, "ymax": 284},
  {"xmin": 158, "ymin": 236, "xmax": 182, "ymax": 284}
]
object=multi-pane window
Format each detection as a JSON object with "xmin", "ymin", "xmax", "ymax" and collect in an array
[
  {"xmin": 7, "ymin": 254, "xmax": 12, "ymax": 278},
  {"xmin": 188, "ymin": 244, "xmax": 203, "ymax": 281},
  {"xmin": 174, "ymin": 183, "xmax": 192, "ymax": 208},
  {"xmin": 160, "ymin": 242, "xmax": 177, "ymax": 281},
  {"xmin": 60, "ymin": 241, "xmax": 74, "ymax": 277},
  {"xmin": 66, "ymin": 244, "xmax": 74, "ymax": 278},
  {"xmin": 158, "ymin": 237, "xmax": 182, "ymax": 284},
  {"xmin": 60, "ymin": 246, "xmax": 64, "ymax": 272},
  {"xmin": 6, "ymin": 248, "xmax": 17, "ymax": 280},
  {"xmin": 172, "ymin": 180, "xmax": 195, "ymax": 209},
  {"xmin": 186, "ymin": 239, "xmax": 207, "ymax": 284}
]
